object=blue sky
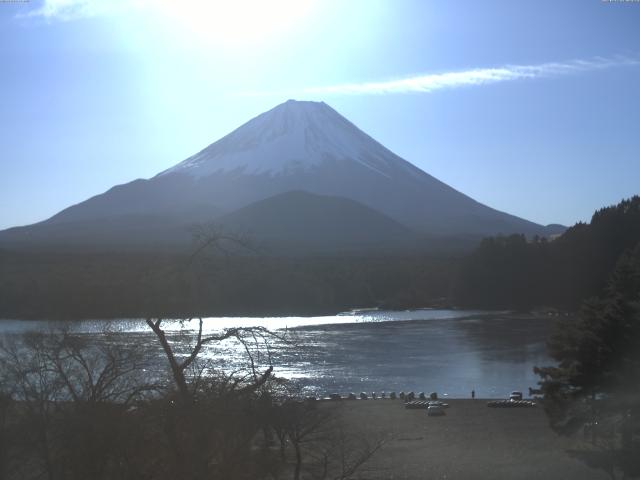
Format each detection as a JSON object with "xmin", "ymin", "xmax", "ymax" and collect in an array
[{"xmin": 1, "ymin": 0, "xmax": 639, "ymax": 230}]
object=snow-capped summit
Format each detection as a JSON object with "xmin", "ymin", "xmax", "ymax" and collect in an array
[
  {"xmin": 160, "ymin": 99, "xmax": 418, "ymax": 179},
  {"xmin": 0, "ymin": 100, "xmax": 564, "ymax": 252}
]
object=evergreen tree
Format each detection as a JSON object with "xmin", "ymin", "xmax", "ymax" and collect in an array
[
  {"xmin": 455, "ymin": 196, "xmax": 640, "ymax": 310},
  {"xmin": 535, "ymin": 243, "xmax": 640, "ymax": 478}
]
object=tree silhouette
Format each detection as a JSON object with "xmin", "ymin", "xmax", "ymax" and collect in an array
[
  {"xmin": 455, "ymin": 196, "xmax": 640, "ymax": 310},
  {"xmin": 535, "ymin": 243, "xmax": 640, "ymax": 479}
]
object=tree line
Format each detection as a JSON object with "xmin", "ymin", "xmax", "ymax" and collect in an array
[
  {"xmin": 454, "ymin": 196, "xmax": 640, "ymax": 310},
  {"xmin": 1, "ymin": 196, "xmax": 638, "ymax": 320},
  {"xmin": 0, "ymin": 250, "xmax": 458, "ymax": 320}
]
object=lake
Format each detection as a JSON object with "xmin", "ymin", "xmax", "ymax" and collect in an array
[{"xmin": 0, "ymin": 309, "xmax": 558, "ymax": 398}]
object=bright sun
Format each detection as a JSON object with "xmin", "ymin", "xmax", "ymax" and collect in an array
[{"xmin": 151, "ymin": 0, "xmax": 317, "ymax": 49}]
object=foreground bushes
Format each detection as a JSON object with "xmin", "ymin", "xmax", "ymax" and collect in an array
[{"xmin": 0, "ymin": 325, "xmax": 382, "ymax": 480}]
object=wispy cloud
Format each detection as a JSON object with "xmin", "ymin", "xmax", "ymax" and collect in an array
[
  {"xmin": 18, "ymin": 0, "xmax": 140, "ymax": 21},
  {"xmin": 249, "ymin": 55, "xmax": 640, "ymax": 97},
  {"xmin": 17, "ymin": 4, "xmax": 640, "ymax": 97}
]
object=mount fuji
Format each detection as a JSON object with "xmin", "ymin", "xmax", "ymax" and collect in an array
[{"xmin": 0, "ymin": 100, "xmax": 563, "ymax": 253}]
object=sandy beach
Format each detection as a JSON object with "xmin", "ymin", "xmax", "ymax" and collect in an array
[{"xmin": 326, "ymin": 399, "xmax": 608, "ymax": 480}]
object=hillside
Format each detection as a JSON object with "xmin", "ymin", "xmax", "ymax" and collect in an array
[
  {"xmin": 453, "ymin": 196, "xmax": 640, "ymax": 309},
  {"xmin": 216, "ymin": 191, "xmax": 421, "ymax": 254}
]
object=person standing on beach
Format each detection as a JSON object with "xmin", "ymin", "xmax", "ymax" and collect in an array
[{"xmin": 471, "ymin": 389, "xmax": 475, "ymax": 399}]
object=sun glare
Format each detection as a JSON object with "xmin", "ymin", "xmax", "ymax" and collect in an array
[{"xmin": 151, "ymin": 0, "xmax": 317, "ymax": 48}]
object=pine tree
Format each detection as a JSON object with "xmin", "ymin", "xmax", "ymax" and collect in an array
[{"xmin": 535, "ymin": 243, "xmax": 640, "ymax": 478}]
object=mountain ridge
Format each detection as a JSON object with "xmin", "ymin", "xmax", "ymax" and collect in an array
[{"xmin": 0, "ymin": 99, "xmax": 564, "ymax": 252}]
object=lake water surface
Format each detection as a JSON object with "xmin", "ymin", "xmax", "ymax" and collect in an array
[{"xmin": 0, "ymin": 309, "xmax": 558, "ymax": 398}]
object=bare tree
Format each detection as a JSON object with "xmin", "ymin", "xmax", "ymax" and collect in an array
[
  {"xmin": 271, "ymin": 400, "xmax": 386, "ymax": 480},
  {"xmin": 0, "ymin": 327, "xmax": 157, "ymax": 480},
  {"xmin": 143, "ymin": 315, "xmax": 293, "ymax": 480},
  {"xmin": 138, "ymin": 225, "xmax": 387, "ymax": 480},
  {"xmin": 145, "ymin": 317, "xmax": 276, "ymax": 404},
  {"xmin": 314, "ymin": 423, "xmax": 386, "ymax": 480}
]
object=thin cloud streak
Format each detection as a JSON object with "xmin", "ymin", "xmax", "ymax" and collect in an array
[
  {"xmin": 18, "ymin": 0, "xmax": 146, "ymax": 22},
  {"xmin": 249, "ymin": 56, "xmax": 640, "ymax": 97}
]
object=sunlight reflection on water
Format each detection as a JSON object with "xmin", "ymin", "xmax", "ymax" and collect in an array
[
  {"xmin": 0, "ymin": 309, "xmax": 554, "ymax": 398},
  {"xmin": 0, "ymin": 309, "xmax": 491, "ymax": 334}
]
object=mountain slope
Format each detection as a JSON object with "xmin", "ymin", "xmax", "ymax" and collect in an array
[
  {"xmin": 217, "ymin": 190, "xmax": 420, "ymax": 254},
  {"xmin": 0, "ymin": 100, "xmax": 562, "ymax": 251},
  {"xmin": 155, "ymin": 100, "xmax": 549, "ymax": 236}
]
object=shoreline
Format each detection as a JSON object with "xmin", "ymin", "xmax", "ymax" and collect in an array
[{"xmin": 0, "ymin": 307, "xmax": 564, "ymax": 324}]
